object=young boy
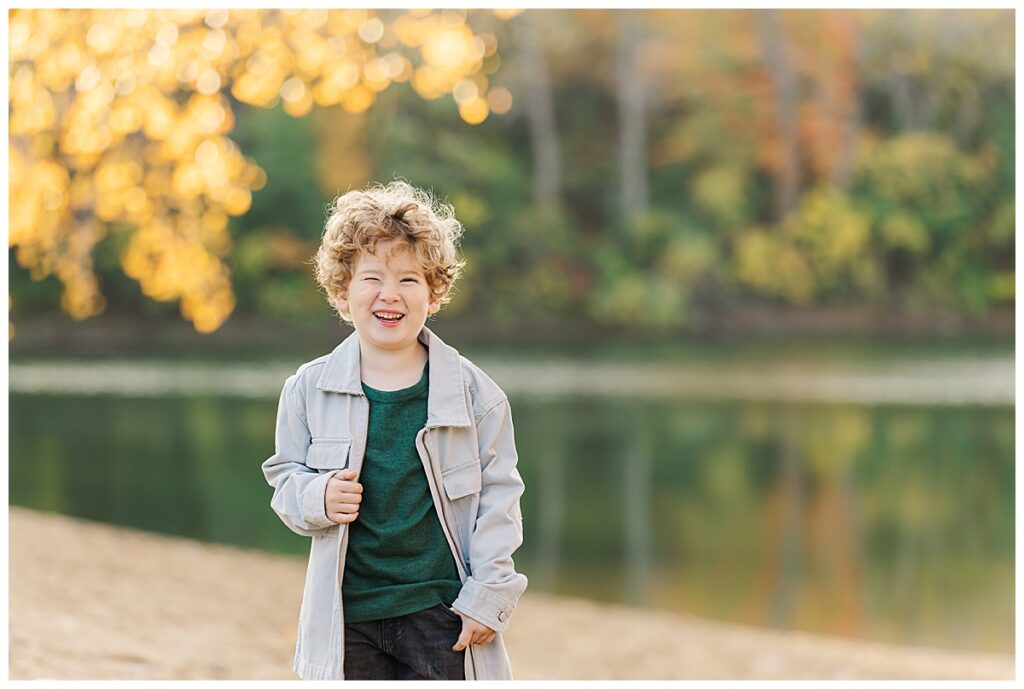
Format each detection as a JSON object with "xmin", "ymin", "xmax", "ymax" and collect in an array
[{"xmin": 261, "ymin": 181, "xmax": 527, "ymax": 680}]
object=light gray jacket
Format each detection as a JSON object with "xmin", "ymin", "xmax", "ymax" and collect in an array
[{"xmin": 262, "ymin": 326, "xmax": 528, "ymax": 680}]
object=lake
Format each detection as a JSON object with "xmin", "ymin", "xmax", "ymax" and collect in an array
[{"xmin": 8, "ymin": 350, "xmax": 1014, "ymax": 655}]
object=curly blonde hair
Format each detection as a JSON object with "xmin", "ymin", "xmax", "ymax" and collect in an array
[{"xmin": 314, "ymin": 181, "xmax": 466, "ymax": 322}]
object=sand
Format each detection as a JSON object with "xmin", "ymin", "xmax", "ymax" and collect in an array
[{"xmin": 8, "ymin": 506, "xmax": 1014, "ymax": 680}]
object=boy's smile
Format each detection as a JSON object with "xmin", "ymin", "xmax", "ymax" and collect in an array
[
  {"xmin": 373, "ymin": 310, "xmax": 404, "ymax": 326},
  {"xmin": 336, "ymin": 239, "xmax": 440, "ymax": 354}
]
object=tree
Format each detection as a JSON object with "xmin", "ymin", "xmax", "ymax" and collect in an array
[{"xmin": 9, "ymin": 8, "xmax": 519, "ymax": 333}]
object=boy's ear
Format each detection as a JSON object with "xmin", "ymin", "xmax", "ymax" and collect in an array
[
  {"xmin": 334, "ymin": 292, "xmax": 349, "ymax": 318},
  {"xmin": 427, "ymin": 297, "xmax": 441, "ymax": 315}
]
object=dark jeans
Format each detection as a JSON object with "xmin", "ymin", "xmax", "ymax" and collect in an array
[{"xmin": 343, "ymin": 603, "xmax": 466, "ymax": 680}]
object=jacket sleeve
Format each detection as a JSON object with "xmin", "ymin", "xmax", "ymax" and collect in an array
[
  {"xmin": 261, "ymin": 374, "xmax": 340, "ymax": 536},
  {"xmin": 451, "ymin": 397, "xmax": 528, "ymax": 633}
]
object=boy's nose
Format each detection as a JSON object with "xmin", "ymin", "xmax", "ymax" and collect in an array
[{"xmin": 378, "ymin": 284, "xmax": 401, "ymax": 301}]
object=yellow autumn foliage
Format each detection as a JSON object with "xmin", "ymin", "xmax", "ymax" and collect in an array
[
  {"xmin": 9, "ymin": 9, "xmax": 511, "ymax": 333},
  {"xmin": 735, "ymin": 188, "xmax": 876, "ymax": 303},
  {"xmin": 691, "ymin": 164, "xmax": 749, "ymax": 229},
  {"xmin": 787, "ymin": 187, "xmax": 872, "ymax": 278}
]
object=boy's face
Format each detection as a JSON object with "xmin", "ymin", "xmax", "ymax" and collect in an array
[{"xmin": 336, "ymin": 239, "xmax": 441, "ymax": 354}]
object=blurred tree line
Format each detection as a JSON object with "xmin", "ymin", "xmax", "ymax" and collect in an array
[{"xmin": 9, "ymin": 9, "xmax": 1014, "ymax": 338}]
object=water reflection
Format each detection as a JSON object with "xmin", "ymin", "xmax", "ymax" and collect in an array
[
  {"xmin": 9, "ymin": 393, "xmax": 1013, "ymax": 654},
  {"xmin": 508, "ymin": 398, "xmax": 1013, "ymax": 654}
]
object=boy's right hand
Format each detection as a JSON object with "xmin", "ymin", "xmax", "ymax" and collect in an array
[{"xmin": 325, "ymin": 470, "xmax": 362, "ymax": 524}]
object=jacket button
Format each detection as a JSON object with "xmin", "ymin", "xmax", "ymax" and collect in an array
[{"xmin": 497, "ymin": 610, "xmax": 506, "ymax": 622}]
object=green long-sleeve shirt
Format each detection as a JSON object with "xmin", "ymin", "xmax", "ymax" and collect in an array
[{"xmin": 341, "ymin": 362, "xmax": 463, "ymax": 622}]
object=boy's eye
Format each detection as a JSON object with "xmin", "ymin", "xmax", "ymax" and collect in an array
[
  {"xmin": 401, "ymin": 278, "xmax": 419, "ymax": 283},
  {"xmin": 363, "ymin": 276, "xmax": 380, "ymax": 281}
]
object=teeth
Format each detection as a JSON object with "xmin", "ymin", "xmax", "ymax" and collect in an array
[{"xmin": 375, "ymin": 312, "xmax": 402, "ymax": 320}]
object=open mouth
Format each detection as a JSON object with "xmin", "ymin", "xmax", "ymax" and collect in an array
[{"xmin": 373, "ymin": 311, "xmax": 405, "ymax": 326}]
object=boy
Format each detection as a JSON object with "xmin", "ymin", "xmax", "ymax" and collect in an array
[{"xmin": 261, "ymin": 181, "xmax": 527, "ymax": 680}]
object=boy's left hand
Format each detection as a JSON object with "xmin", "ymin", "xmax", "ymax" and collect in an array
[{"xmin": 450, "ymin": 608, "xmax": 496, "ymax": 651}]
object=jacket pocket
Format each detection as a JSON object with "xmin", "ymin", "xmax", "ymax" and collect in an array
[
  {"xmin": 441, "ymin": 459, "xmax": 482, "ymax": 500},
  {"xmin": 305, "ymin": 437, "xmax": 351, "ymax": 471}
]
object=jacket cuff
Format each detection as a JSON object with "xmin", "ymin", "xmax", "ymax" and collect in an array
[
  {"xmin": 451, "ymin": 578, "xmax": 518, "ymax": 633},
  {"xmin": 300, "ymin": 470, "xmax": 339, "ymax": 530}
]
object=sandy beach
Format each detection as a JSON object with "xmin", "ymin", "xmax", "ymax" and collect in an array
[{"xmin": 9, "ymin": 506, "xmax": 1013, "ymax": 680}]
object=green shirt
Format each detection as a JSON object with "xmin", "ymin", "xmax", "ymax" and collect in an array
[{"xmin": 341, "ymin": 361, "xmax": 463, "ymax": 623}]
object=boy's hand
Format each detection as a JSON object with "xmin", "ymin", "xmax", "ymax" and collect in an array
[
  {"xmin": 325, "ymin": 470, "xmax": 362, "ymax": 524},
  {"xmin": 450, "ymin": 608, "xmax": 496, "ymax": 651}
]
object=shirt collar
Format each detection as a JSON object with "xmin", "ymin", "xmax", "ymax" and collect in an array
[{"xmin": 316, "ymin": 325, "xmax": 472, "ymax": 428}]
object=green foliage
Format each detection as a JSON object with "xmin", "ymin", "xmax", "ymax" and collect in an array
[
  {"xmin": 590, "ymin": 211, "xmax": 722, "ymax": 327},
  {"xmin": 225, "ymin": 104, "xmax": 325, "ymax": 318},
  {"xmin": 230, "ymin": 103, "xmax": 325, "ymax": 241},
  {"xmin": 855, "ymin": 132, "xmax": 1007, "ymax": 313}
]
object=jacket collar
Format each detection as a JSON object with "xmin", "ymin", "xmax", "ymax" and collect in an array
[{"xmin": 316, "ymin": 325, "xmax": 472, "ymax": 429}]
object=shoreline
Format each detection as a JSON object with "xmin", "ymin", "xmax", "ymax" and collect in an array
[
  {"xmin": 8, "ymin": 355, "xmax": 1014, "ymax": 405},
  {"xmin": 9, "ymin": 506, "xmax": 1014, "ymax": 680},
  {"xmin": 8, "ymin": 308, "xmax": 1014, "ymax": 361}
]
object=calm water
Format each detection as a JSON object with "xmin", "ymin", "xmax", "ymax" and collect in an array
[{"xmin": 9, "ymin": 387, "xmax": 1014, "ymax": 654}]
